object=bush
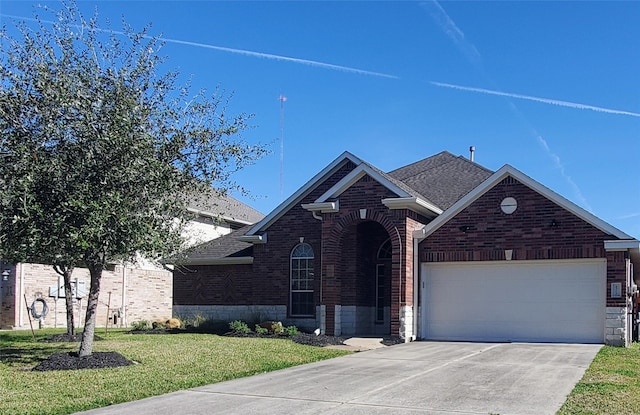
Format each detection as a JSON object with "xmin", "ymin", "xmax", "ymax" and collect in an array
[
  {"xmin": 258, "ymin": 321, "xmax": 284, "ymax": 334},
  {"xmin": 255, "ymin": 325, "xmax": 268, "ymax": 335},
  {"xmin": 229, "ymin": 320, "xmax": 251, "ymax": 334},
  {"xmin": 284, "ymin": 325, "xmax": 299, "ymax": 336},
  {"xmin": 165, "ymin": 318, "xmax": 181, "ymax": 329},
  {"xmin": 131, "ymin": 320, "xmax": 151, "ymax": 331}
]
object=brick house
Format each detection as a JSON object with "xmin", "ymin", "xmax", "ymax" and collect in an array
[
  {"xmin": 0, "ymin": 194, "xmax": 264, "ymax": 330},
  {"xmin": 173, "ymin": 151, "xmax": 639, "ymax": 346}
]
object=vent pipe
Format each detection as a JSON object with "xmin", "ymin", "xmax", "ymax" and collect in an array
[{"xmin": 469, "ymin": 146, "xmax": 475, "ymax": 162}]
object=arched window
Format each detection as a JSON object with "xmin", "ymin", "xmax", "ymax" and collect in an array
[
  {"xmin": 377, "ymin": 238, "xmax": 392, "ymax": 260},
  {"xmin": 290, "ymin": 243, "xmax": 314, "ymax": 316}
]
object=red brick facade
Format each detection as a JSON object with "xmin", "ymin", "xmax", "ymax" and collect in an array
[{"xmin": 173, "ymin": 159, "xmax": 637, "ymax": 345}]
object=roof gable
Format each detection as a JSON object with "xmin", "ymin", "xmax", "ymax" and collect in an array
[
  {"xmin": 242, "ymin": 151, "xmax": 362, "ymax": 237},
  {"xmin": 414, "ymin": 165, "xmax": 633, "ymax": 240},
  {"xmin": 303, "ymin": 163, "xmax": 442, "ymax": 217}
]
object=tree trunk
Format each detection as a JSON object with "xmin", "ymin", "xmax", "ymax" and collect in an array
[
  {"xmin": 78, "ymin": 264, "xmax": 102, "ymax": 357},
  {"xmin": 62, "ymin": 268, "xmax": 75, "ymax": 336},
  {"xmin": 53, "ymin": 265, "xmax": 76, "ymax": 336}
]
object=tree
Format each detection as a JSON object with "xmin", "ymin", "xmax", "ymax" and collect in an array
[{"xmin": 0, "ymin": 1, "xmax": 267, "ymax": 356}]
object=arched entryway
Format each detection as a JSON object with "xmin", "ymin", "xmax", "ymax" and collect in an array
[{"xmin": 336, "ymin": 220, "xmax": 391, "ymax": 335}]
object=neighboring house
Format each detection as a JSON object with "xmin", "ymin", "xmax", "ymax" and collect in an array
[
  {"xmin": 0, "ymin": 194, "xmax": 264, "ymax": 330},
  {"xmin": 173, "ymin": 150, "xmax": 639, "ymax": 346}
]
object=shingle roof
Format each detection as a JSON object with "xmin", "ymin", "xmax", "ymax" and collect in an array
[
  {"xmin": 178, "ymin": 225, "xmax": 254, "ymax": 264},
  {"xmin": 387, "ymin": 151, "xmax": 493, "ymax": 210},
  {"xmin": 186, "ymin": 192, "xmax": 264, "ymax": 226}
]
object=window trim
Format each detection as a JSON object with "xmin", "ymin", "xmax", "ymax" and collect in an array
[{"xmin": 290, "ymin": 243, "xmax": 315, "ymax": 317}]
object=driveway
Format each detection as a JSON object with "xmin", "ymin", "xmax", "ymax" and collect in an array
[{"xmin": 76, "ymin": 341, "xmax": 601, "ymax": 415}]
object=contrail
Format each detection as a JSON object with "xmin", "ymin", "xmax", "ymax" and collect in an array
[
  {"xmin": 0, "ymin": 13, "xmax": 398, "ymax": 80},
  {"xmin": 153, "ymin": 37, "xmax": 399, "ymax": 79},
  {"xmin": 431, "ymin": 81, "xmax": 640, "ymax": 118},
  {"xmin": 536, "ymin": 136, "xmax": 593, "ymax": 213},
  {"xmin": 419, "ymin": 1, "xmax": 482, "ymax": 68}
]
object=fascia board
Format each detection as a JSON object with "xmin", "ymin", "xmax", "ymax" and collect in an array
[
  {"xmin": 314, "ymin": 164, "xmax": 412, "ymax": 203},
  {"xmin": 382, "ymin": 197, "xmax": 442, "ymax": 217},
  {"xmin": 178, "ymin": 257, "xmax": 254, "ymax": 266},
  {"xmin": 604, "ymin": 240, "xmax": 640, "ymax": 251},
  {"xmin": 301, "ymin": 201, "xmax": 339, "ymax": 213},
  {"xmin": 187, "ymin": 208, "xmax": 254, "ymax": 226},
  {"xmin": 244, "ymin": 151, "xmax": 362, "ymax": 237},
  {"xmin": 237, "ymin": 233, "xmax": 267, "ymax": 243},
  {"xmin": 415, "ymin": 165, "xmax": 632, "ymax": 240}
]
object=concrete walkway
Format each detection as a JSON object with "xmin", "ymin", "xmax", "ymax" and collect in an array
[{"xmin": 76, "ymin": 341, "xmax": 601, "ymax": 415}]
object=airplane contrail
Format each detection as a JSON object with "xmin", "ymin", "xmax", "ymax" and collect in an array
[
  {"xmin": 431, "ymin": 81, "xmax": 640, "ymax": 118},
  {"xmin": 0, "ymin": 13, "xmax": 398, "ymax": 80},
  {"xmin": 153, "ymin": 37, "xmax": 399, "ymax": 80}
]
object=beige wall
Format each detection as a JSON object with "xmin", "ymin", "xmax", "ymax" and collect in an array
[{"xmin": 3, "ymin": 262, "xmax": 172, "ymax": 330}]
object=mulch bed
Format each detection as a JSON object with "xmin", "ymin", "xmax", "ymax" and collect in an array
[{"xmin": 33, "ymin": 351, "xmax": 133, "ymax": 371}]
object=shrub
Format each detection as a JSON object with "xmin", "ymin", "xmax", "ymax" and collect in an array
[
  {"xmin": 165, "ymin": 318, "xmax": 181, "ymax": 329},
  {"xmin": 255, "ymin": 325, "xmax": 268, "ymax": 335},
  {"xmin": 284, "ymin": 325, "xmax": 299, "ymax": 336},
  {"xmin": 258, "ymin": 321, "xmax": 284, "ymax": 334},
  {"xmin": 131, "ymin": 320, "xmax": 151, "ymax": 331},
  {"xmin": 229, "ymin": 320, "xmax": 251, "ymax": 334}
]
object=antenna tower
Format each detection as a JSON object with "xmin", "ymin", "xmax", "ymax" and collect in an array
[{"xmin": 279, "ymin": 95, "xmax": 287, "ymax": 201}]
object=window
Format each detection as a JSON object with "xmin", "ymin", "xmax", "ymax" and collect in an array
[
  {"xmin": 376, "ymin": 239, "xmax": 391, "ymax": 323},
  {"xmin": 290, "ymin": 243, "xmax": 314, "ymax": 316}
]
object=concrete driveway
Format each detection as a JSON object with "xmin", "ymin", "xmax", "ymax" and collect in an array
[{"xmin": 76, "ymin": 341, "xmax": 601, "ymax": 415}]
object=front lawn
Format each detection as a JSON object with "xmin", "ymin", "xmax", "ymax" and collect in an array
[
  {"xmin": 0, "ymin": 328, "xmax": 349, "ymax": 415},
  {"xmin": 558, "ymin": 342, "xmax": 640, "ymax": 415}
]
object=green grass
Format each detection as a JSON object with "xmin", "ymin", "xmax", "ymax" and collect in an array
[
  {"xmin": 557, "ymin": 343, "xmax": 640, "ymax": 415},
  {"xmin": 0, "ymin": 328, "xmax": 350, "ymax": 415}
]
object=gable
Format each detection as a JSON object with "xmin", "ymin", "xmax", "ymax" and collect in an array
[
  {"xmin": 415, "ymin": 165, "xmax": 632, "ymax": 242},
  {"xmin": 241, "ymin": 152, "xmax": 361, "ymax": 239}
]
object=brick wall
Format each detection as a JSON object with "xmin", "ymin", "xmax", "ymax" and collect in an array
[
  {"xmin": 3, "ymin": 262, "xmax": 172, "ymax": 330},
  {"xmin": 421, "ymin": 178, "xmax": 611, "ymax": 261},
  {"xmin": 420, "ymin": 177, "xmax": 625, "ymax": 306}
]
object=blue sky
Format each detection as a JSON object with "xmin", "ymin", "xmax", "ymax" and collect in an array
[{"xmin": 2, "ymin": 1, "xmax": 639, "ymax": 238}]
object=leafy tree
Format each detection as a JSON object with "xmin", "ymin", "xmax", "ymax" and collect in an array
[{"xmin": 0, "ymin": 1, "xmax": 267, "ymax": 356}]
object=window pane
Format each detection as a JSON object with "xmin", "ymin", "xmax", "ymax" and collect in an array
[{"xmin": 291, "ymin": 292, "xmax": 314, "ymax": 316}]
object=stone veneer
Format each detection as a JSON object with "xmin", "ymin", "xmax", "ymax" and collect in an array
[{"xmin": 605, "ymin": 306, "xmax": 630, "ymax": 347}]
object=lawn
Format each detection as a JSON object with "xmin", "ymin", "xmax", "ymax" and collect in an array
[
  {"xmin": 0, "ymin": 328, "xmax": 350, "ymax": 415},
  {"xmin": 558, "ymin": 342, "xmax": 640, "ymax": 415}
]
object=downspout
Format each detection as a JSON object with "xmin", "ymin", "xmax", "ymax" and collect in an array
[
  {"xmin": 121, "ymin": 265, "xmax": 127, "ymax": 327},
  {"xmin": 412, "ymin": 236, "xmax": 419, "ymax": 341},
  {"xmin": 18, "ymin": 263, "xmax": 24, "ymax": 327},
  {"xmin": 309, "ymin": 210, "xmax": 324, "ymax": 332}
]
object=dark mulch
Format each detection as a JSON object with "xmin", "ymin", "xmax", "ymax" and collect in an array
[
  {"xmin": 38, "ymin": 333, "xmax": 103, "ymax": 343},
  {"xmin": 32, "ymin": 351, "xmax": 133, "ymax": 371}
]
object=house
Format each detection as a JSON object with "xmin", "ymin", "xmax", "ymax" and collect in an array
[
  {"xmin": 173, "ymin": 151, "xmax": 639, "ymax": 346},
  {"xmin": 0, "ymin": 194, "xmax": 264, "ymax": 330}
]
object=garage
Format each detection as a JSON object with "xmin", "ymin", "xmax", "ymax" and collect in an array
[{"xmin": 420, "ymin": 259, "xmax": 606, "ymax": 343}]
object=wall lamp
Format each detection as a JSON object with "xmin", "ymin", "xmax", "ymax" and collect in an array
[{"xmin": 1, "ymin": 269, "xmax": 9, "ymax": 281}]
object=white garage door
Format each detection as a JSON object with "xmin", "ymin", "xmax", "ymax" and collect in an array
[{"xmin": 420, "ymin": 259, "xmax": 606, "ymax": 343}]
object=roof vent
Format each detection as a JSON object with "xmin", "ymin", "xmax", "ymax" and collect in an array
[{"xmin": 469, "ymin": 146, "xmax": 475, "ymax": 162}]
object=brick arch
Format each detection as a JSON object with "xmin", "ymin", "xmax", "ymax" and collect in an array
[{"xmin": 321, "ymin": 208, "xmax": 406, "ymax": 337}]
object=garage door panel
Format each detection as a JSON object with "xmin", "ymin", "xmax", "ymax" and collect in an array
[{"xmin": 421, "ymin": 260, "xmax": 606, "ymax": 344}]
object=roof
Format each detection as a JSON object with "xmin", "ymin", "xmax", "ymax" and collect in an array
[
  {"xmin": 243, "ymin": 150, "xmax": 492, "ymax": 239},
  {"xmin": 186, "ymin": 191, "xmax": 264, "ymax": 227},
  {"xmin": 388, "ymin": 151, "xmax": 494, "ymax": 210},
  {"xmin": 176, "ymin": 225, "xmax": 254, "ymax": 265}
]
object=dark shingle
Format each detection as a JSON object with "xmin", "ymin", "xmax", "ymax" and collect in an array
[
  {"xmin": 387, "ymin": 151, "xmax": 493, "ymax": 210},
  {"xmin": 178, "ymin": 225, "xmax": 254, "ymax": 263}
]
